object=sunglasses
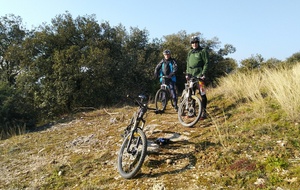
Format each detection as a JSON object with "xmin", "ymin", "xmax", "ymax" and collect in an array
[{"xmin": 191, "ymin": 41, "xmax": 198, "ymax": 44}]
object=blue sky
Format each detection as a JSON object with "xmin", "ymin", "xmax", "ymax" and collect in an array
[{"xmin": 1, "ymin": 0, "xmax": 299, "ymax": 62}]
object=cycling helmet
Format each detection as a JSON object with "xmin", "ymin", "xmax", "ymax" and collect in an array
[
  {"xmin": 163, "ymin": 49, "xmax": 171, "ymax": 55},
  {"xmin": 190, "ymin": 36, "xmax": 200, "ymax": 44}
]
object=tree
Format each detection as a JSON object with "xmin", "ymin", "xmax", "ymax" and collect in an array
[
  {"xmin": 0, "ymin": 15, "xmax": 37, "ymax": 138},
  {"xmin": 17, "ymin": 12, "xmax": 160, "ymax": 118},
  {"xmin": 218, "ymin": 44, "xmax": 236, "ymax": 56},
  {"xmin": 286, "ymin": 52, "xmax": 300, "ymax": 65},
  {"xmin": 162, "ymin": 31, "xmax": 190, "ymax": 91},
  {"xmin": 239, "ymin": 54, "xmax": 264, "ymax": 72},
  {"xmin": 261, "ymin": 58, "xmax": 282, "ymax": 69},
  {"xmin": 0, "ymin": 14, "xmax": 27, "ymax": 86},
  {"xmin": 120, "ymin": 27, "xmax": 160, "ymax": 97},
  {"xmin": 1, "ymin": 12, "xmax": 239, "ymax": 128}
]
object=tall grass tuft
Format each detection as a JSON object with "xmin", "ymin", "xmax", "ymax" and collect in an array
[
  {"xmin": 0, "ymin": 123, "xmax": 26, "ymax": 140},
  {"xmin": 264, "ymin": 63, "xmax": 300, "ymax": 121},
  {"xmin": 215, "ymin": 70, "xmax": 266, "ymax": 114},
  {"xmin": 214, "ymin": 62, "xmax": 300, "ymax": 121}
]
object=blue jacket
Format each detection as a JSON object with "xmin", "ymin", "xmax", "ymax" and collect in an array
[{"xmin": 154, "ymin": 58, "xmax": 178, "ymax": 82}]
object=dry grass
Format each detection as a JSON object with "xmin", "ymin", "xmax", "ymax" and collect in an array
[
  {"xmin": 215, "ymin": 70, "xmax": 265, "ymax": 103},
  {"xmin": 264, "ymin": 63, "xmax": 300, "ymax": 121},
  {"xmin": 1, "ymin": 63, "xmax": 300, "ymax": 189},
  {"xmin": 215, "ymin": 63, "xmax": 300, "ymax": 121}
]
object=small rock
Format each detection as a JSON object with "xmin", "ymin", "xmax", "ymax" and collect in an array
[
  {"xmin": 166, "ymin": 159, "xmax": 173, "ymax": 164},
  {"xmin": 153, "ymin": 183, "xmax": 165, "ymax": 190},
  {"xmin": 254, "ymin": 178, "xmax": 265, "ymax": 185}
]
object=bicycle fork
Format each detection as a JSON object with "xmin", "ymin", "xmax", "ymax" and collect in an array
[{"xmin": 125, "ymin": 119, "xmax": 145, "ymax": 154}]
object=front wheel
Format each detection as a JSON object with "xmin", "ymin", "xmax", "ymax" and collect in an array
[
  {"xmin": 178, "ymin": 95, "xmax": 202, "ymax": 127},
  {"xmin": 155, "ymin": 89, "xmax": 168, "ymax": 112},
  {"xmin": 117, "ymin": 128, "xmax": 147, "ymax": 179}
]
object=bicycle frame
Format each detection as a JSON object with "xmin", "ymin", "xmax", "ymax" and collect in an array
[
  {"xmin": 118, "ymin": 94, "xmax": 151, "ymax": 179},
  {"xmin": 180, "ymin": 76, "xmax": 199, "ymax": 102},
  {"xmin": 178, "ymin": 75, "xmax": 203, "ymax": 127},
  {"xmin": 187, "ymin": 77, "xmax": 199, "ymax": 96},
  {"xmin": 126, "ymin": 105, "xmax": 146, "ymax": 153},
  {"xmin": 160, "ymin": 76, "xmax": 171, "ymax": 93}
]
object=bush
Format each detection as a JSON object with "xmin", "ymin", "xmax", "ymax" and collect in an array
[{"xmin": 0, "ymin": 82, "xmax": 36, "ymax": 139}]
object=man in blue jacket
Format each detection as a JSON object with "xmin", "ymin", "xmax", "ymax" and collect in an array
[{"xmin": 154, "ymin": 49, "xmax": 178, "ymax": 111}]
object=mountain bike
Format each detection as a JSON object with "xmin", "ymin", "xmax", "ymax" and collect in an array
[
  {"xmin": 117, "ymin": 94, "xmax": 155, "ymax": 179},
  {"xmin": 178, "ymin": 75, "xmax": 203, "ymax": 127},
  {"xmin": 154, "ymin": 75, "xmax": 176, "ymax": 112}
]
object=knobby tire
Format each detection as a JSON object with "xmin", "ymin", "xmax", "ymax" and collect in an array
[
  {"xmin": 117, "ymin": 127, "xmax": 147, "ymax": 179},
  {"xmin": 178, "ymin": 95, "xmax": 202, "ymax": 127},
  {"xmin": 155, "ymin": 89, "xmax": 168, "ymax": 112}
]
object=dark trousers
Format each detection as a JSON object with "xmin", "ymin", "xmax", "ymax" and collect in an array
[
  {"xmin": 168, "ymin": 81, "xmax": 177, "ymax": 107},
  {"xmin": 201, "ymin": 94, "xmax": 207, "ymax": 112}
]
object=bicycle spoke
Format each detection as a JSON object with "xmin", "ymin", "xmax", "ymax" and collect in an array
[
  {"xmin": 155, "ymin": 89, "xmax": 168, "ymax": 111},
  {"xmin": 120, "ymin": 140, "xmax": 143, "ymax": 172},
  {"xmin": 178, "ymin": 95, "xmax": 202, "ymax": 127},
  {"xmin": 117, "ymin": 128, "xmax": 147, "ymax": 179}
]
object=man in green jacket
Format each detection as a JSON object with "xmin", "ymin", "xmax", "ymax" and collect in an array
[{"xmin": 186, "ymin": 36, "xmax": 209, "ymax": 119}]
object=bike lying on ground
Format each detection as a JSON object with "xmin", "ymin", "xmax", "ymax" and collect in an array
[
  {"xmin": 117, "ymin": 94, "xmax": 156, "ymax": 179},
  {"xmin": 154, "ymin": 75, "xmax": 176, "ymax": 112},
  {"xmin": 178, "ymin": 75, "xmax": 203, "ymax": 127}
]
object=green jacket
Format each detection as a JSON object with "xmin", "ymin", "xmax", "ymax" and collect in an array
[{"xmin": 186, "ymin": 47, "xmax": 209, "ymax": 78}]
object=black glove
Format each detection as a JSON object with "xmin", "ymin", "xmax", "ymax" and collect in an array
[
  {"xmin": 168, "ymin": 73, "xmax": 174, "ymax": 78},
  {"xmin": 200, "ymin": 74, "xmax": 205, "ymax": 80}
]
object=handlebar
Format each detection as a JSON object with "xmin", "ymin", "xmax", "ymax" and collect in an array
[
  {"xmin": 126, "ymin": 94, "xmax": 147, "ymax": 108},
  {"xmin": 160, "ymin": 75, "xmax": 170, "ymax": 79},
  {"xmin": 126, "ymin": 94, "xmax": 162, "ymax": 114},
  {"xmin": 183, "ymin": 72, "xmax": 205, "ymax": 81}
]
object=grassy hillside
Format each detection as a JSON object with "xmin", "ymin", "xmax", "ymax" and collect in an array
[{"xmin": 1, "ymin": 64, "xmax": 300, "ymax": 189}]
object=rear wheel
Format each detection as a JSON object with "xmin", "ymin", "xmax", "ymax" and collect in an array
[
  {"xmin": 178, "ymin": 95, "xmax": 202, "ymax": 127},
  {"xmin": 117, "ymin": 128, "xmax": 147, "ymax": 179},
  {"xmin": 155, "ymin": 89, "xmax": 168, "ymax": 112}
]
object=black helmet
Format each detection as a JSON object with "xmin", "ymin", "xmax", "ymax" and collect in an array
[
  {"xmin": 190, "ymin": 36, "xmax": 200, "ymax": 44},
  {"xmin": 163, "ymin": 49, "xmax": 171, "ymax": 55}
]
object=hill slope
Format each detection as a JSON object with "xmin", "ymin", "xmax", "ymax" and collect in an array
[
  {"xmin": 2, "ymin": 64, "xmax": 300, "ymax": 189},
  {"xmin": 1, "ymin": 93, "xmax": 299, "ymax": 189}
]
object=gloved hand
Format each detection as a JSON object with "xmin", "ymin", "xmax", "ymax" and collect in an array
[{"xmin": 168, "ymin": 73, "xmax": 174, "ymax": 78}]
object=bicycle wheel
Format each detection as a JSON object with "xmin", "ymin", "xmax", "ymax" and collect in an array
[
  {"xmin": 117, "ymin": 127, "xmax": 147, "ymax": 179},
  {"xmin": 178, "ymin": 95, "xmax": 202, "ymax": 127},
  {"xmin": 155, "ymin": 89, "xmax": 168, "ymax": 112}
]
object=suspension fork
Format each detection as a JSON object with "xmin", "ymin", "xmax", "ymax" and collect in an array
[{"xmin": 125, "ymin": 118, "xmax": 145, "ymax": 153}]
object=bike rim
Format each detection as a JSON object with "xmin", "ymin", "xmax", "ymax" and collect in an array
[
  {"xmin": 117, "ymin": 128, "xmax": 147, "ymax": 178},
  {"xmin": 178, "ymin": 95, "xmax": 202, "ymax": 127}
]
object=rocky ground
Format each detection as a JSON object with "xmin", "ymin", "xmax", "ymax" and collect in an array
[{"xmin": 1, "ymin": 101, "xmax": 299, "ymax": 189}]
